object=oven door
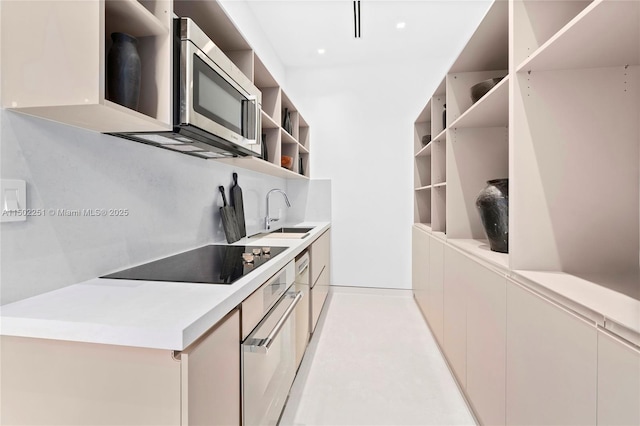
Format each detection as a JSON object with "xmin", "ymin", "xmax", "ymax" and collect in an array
[
  {"xmin": 181, "ymin": 39, "xmax": 260, "ymax": 153},
  {"xmin": 242, "ymin": 289, "xmax": 303, "ymax": 426}
]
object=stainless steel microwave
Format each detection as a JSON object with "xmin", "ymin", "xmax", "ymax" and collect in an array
[{"xmin": 111, "ymin": 18, "xmax": 262, "ymax": 159}]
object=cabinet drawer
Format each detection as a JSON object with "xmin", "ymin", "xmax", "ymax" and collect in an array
[
  {"xmin": 242, "ymin": 261, "xmax": 295, "ymax": 340},
  {"xmin": 310, "ymin": 230, "xmax": 330, "ymax": 285}
]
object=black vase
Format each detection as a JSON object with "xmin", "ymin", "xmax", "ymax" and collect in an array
[
  {"xmin": 442, "ymin": 104, "xmax": 447, "ymax": 130},
  {"xmin": 475, "ymin": 178, "xmax": 509, "ymax": 253},
  {"xmin": 282, "ymin": 108, "xmax": 292, "ymax": 134},
  {"xmin": 107, "ymin": 32, "xmax": 141, "ymax": 110}
]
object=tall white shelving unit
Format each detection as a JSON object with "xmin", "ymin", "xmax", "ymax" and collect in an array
[{"xmin": 413, "ymin": 1, "xmax": 640, "ymax": 425}]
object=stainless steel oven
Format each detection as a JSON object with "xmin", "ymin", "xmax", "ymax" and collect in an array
[{"xmin": 242, "ymin": 260, "xmax": 303, "ymax": 426}]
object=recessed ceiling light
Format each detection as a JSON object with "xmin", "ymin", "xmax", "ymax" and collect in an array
[
  {"xmin": 317, "ymin": 48, "xmax": 326, "ymax": 55},
  {"xmin": 396, "ymin": 22, "xmax": 406, "ymax": 29}
]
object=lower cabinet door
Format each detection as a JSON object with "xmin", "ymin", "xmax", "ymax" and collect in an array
[
  {"xmin": 443, "ymin": 246, "xmax": 468, "ymax": 387},
  {"xmin": 0, "ymin": 336, "xmax": 181, "ymax": 425},
  {"xmin": 412, "ymin": 226, "xmax": 430, "ymax": 318},
  {"xmin": 427, "ymin": 236, "xmax": 444, "ymax": 346},
  {"xmin": 597, "ymin": 329, "xmax": 640, "ymax": 426},
  {"xmin": 465, "ymin": 257, "xmax": 506, "ymax": 426},
  {"xmin": 506, "ymin": 281, "xmax": 597, "ymax": 426},
  {"xmin": 182, "ymin": 309, "xmax": 241, "ymax": 426},
  {"xmin": 311, "ymin": 266, "xmax": 329, "ymax": 333}
]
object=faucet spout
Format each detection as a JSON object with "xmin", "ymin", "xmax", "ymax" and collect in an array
[{"xmin": 266, "ymin": 189, "xmax": 291, "ymax": 230}]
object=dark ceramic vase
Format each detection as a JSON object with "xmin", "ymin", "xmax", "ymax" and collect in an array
[
  {"xmin": 282, "ymin": 108, "xmax": 292, "ymax": 134},
  {"xmin": 107, "ymin": 32, "xmax": 141, "ymax": 110},
  {"xmin": 442, "ymin": 104, "xmax": 447, "ymax": 130},
  {"xmin": 475, "ymin": 178, "xmax": 509, "ymax": 253}
]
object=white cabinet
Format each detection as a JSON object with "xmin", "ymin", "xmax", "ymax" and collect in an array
[
  {"xmin": 442, "ymin": 245, "xmax": 468, "ymax": 387},
  {"xmin": 0, "ymin": 309, "xmax": 242, "ymax": 426},
  {"xmin": 310, "ymin": 230, "xmax": 331, "ymax": 332},
  {"xmin": 506, "ymin": 280, "xmax": 597, "ymax": 426},
  {"xmin": 427, "ymin": 235, "xmax": 445, "ymax": 346},
  {"xmin": 465, "ymin": 258, "xmax": 506, "ymax": 426},
  {"xmin": 597, "ymin": 329, "xmax": 640, "ymax": 426},
  {"xmin": 412, "ymin": 225, "xmax": 430, "ymax": 319},
  {"xmin": 0, "ymin": 336, "xmax": 181, "ymax": 425},
  {"xmin": 181, "ymin": 309, "xmax": 241, "ymax": 426}
]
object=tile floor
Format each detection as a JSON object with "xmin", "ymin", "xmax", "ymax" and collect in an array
[{"xmin": 279, "ymin": 286, "xmax": 477, "ymax": 426}]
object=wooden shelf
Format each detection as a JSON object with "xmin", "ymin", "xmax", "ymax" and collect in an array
[
  {"xmin": 415, "ymin": 143, "xmax": 432, "ymax": 158},
  {"xmin": 448, "ymin": 238, "xmax": 509, "ymax": 271},
  {"xmin": 261, "ymin": 110, "xmax": 279, "ymax": 129},
  {"xmin": 432, "ymin": 129, "xmax": 446, "ymax": 143},
  {"xmin": 281, "ymin": 129, "xmax": 298, "ymax": 144},
  {"xmin": 433, "ymin": 182, "xmax": 447, "ymax": 188},
  {"xmin": 216, "ymin": 157, "xmax": 309, "ymax": 180},
  {"xmin": 298, "ymin": 143, "xmax": 309, "ymax": 155},
  {"xmin": 517, "ymin": 0, "xmax": 640, "ymax": 72},
  {"xmin": 415, "ymin": 185, "xmax": 432, "ymax": 192},
  {"xmin": 414, "ymin": 223, "xmax": 433, "ymax": 233},
  {"xmin": 105, "ymin": 0, "xmax": 170, "ymax": 37},
  {"xmin": 450, "ymin": 75, "xmax": 509, "ymax": 129}
]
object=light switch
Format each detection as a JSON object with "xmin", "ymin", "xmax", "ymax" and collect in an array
[{"xmin": 1, "ymin": 179, "xmax": 27, "ymax": 223}]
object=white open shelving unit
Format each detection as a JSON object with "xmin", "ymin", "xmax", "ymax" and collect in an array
[
  {"xmin": 414, "ymin": 0, "xmax": 639, "ymax": 337},
  {"xmin": 1, "ymin": 0, "xmax": 310, "ymax": 180},
  {"xmin": 413, "ymin": 2, "xmax": 640, "ymax": 424},
  {"xmin": 413, "ymin": 0, "xmax": 508, "ymax": 264},
  {"xmin": 1, "ymin": 0, "xmax": 173, "ymax": 133},
  {"xmin": 510, "ymin": 0, "xmax": 639, "ymax": 298}
]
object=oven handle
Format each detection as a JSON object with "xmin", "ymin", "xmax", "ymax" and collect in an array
[{"xmin": 253, "ymin": 291, "xmax": 303, "ymax": 354}]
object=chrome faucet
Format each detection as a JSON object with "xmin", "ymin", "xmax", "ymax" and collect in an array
[{"xmin": 265, "ymin": 189, "xmax": 291, "ymax": 230}]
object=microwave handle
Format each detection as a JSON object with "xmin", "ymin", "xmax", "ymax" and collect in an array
[{"xmin": 246, "ymin": 95, "xmax": 260, "ymax": 145}]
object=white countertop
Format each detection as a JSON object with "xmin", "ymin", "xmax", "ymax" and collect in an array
[{"xmin": 0, "ymin": 222, "xmax": 330, "ymax": 351}]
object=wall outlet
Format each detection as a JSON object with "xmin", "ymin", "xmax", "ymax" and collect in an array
[{"xmin": 1, "ymin": 179, "xmax": 27, "ymax": 223}]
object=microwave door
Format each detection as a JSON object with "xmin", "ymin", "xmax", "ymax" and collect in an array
[{"xmin": 182, "ymin": 42, "xmax": 256, "ymax": 151}]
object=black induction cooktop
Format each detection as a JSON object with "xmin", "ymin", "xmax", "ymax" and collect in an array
[{"xmin": 101, "ymin": 245, "xmax": 286, "ymax": 285}]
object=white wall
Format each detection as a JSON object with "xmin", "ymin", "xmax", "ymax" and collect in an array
[
  {"xmin": 0, "ymin": 111, "xmax": 292, "ymax": 304},
  {"xmin": 285, "ymin": 59, "xmax": 448, "ymax": 289}
]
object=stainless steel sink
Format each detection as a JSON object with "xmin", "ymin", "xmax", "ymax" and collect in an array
[
  {"xmin": 271, "ymin": 227, "xmax": 314, "ymax": 234},
  {"xmin": 257, "ymin": 227, "xmax": 314, "ymax": 239}
]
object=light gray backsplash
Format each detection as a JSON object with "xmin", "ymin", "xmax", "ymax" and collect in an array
[
  {"xmin": 286, "ymin": 179, "xmax": 332, "ymax": 223},
  {"xmin": 0, "ymin": 110, "xmax": 291, "ymax": 304}
]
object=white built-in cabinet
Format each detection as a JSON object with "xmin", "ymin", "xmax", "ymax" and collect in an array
[
  {"xmin": 412, "ymin": 226, "xmax": 429, "ymax": 318},
  {"xmin": 505, "ymin": 281, "xmax": 597, "ymax": 426},
  {"xmin": 413, "ymin": 1, "xmax": 640, "ymax": 423},
  {"xmin": 597, "ymin": 329, "xmax": 640, "ymax": 426},
  {"xmin": 180, "ymin": 309, "xmax": 241, "ymax": 425},
  {"xmin": 310, "ymin": 229, "xmax": 331, "ymax": 333},
  {"xmin": 427, "ymin": 236, "xmax": 445, "ymax": 346},
  {"xmin": 0, "ymin": 308, "xmax": 240, "ymax": 426},
  {"xmin": 0, "ymin": 0, "xmax": 311, "ymax": 180}
]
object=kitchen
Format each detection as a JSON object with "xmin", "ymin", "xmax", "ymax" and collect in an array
[{"xmin": 1, "ymin": 1, "xmax": 639, "ymax": 426}]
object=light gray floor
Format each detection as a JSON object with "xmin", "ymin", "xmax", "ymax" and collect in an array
[{"xmin": 280, "ymin": 286, "xmax": 476, "ymax": 426}]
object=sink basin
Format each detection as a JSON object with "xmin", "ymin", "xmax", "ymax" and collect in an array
[
  {"xmin": 257, "ymin": 227, "xmax": 314, "ymax": 239},
  {"xmin": 271, "ymin": 227, "xmax": 314, "ymax": 234}
]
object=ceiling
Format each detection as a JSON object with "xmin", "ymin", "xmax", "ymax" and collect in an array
[{"xmin": 244, "ymin": 0, "xmax": 493, "ymax": 68}]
